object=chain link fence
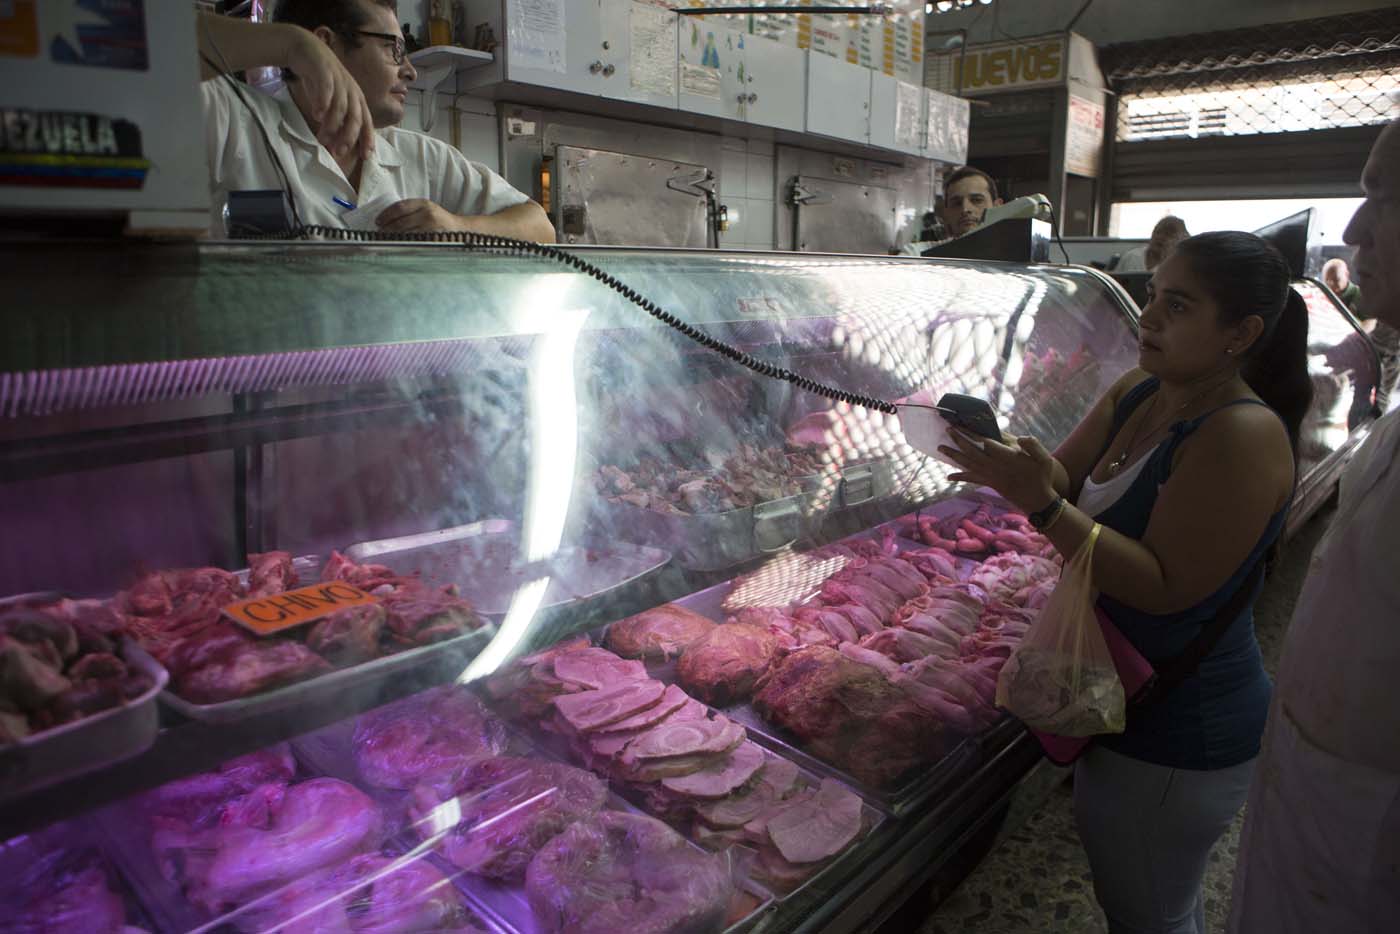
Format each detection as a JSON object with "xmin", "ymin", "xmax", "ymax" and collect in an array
[{"xmin": 1101, "ymin": 9, "xmax": 1400, "ymax": 142}]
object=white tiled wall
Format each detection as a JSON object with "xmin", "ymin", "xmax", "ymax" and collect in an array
[{"xmin": 719, "ymin": 137, "xmax": 779, "ymax": 250}]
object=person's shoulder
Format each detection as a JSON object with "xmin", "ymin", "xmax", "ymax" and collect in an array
[
  {"xmin": 381, "ymin": 125, "xmax": 461, "ymax": 161},
  {"xmin": 1107, "ymin": 367, "xmax": 1152, "ymax": 404},
  {"xmin": 1188, "ymin": 398, "xmax": 1293, "ymax": 467}
]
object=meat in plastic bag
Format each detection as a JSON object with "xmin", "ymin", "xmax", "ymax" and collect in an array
[
  {"xmin": 994, "ymin": 524, "xmax": 1125, "ymax": 736},
  {"xmin": 526, "ymin": 811, "xmax": 733, "ymax": 934}
]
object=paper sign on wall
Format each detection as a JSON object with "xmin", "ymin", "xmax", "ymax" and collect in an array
[
  {"xmin": 895, "ymin": 80, "xmax": 923, "ymax": 150},
  {"xmin": 630, "ymin": 2, "xmax": 676, "ymax": 97},
  {"xmin": 223, "ymin": 581, "xmax": 379, "ymax": 636},
  {"xmin": 925, "ymin": 90, "xmax": 970, "ymax": 165},
  {"xmin": 508, "ymin": 0, "xmax": 566, "ymax": 74},
  {"xmin": 1066, "ymin": 94, "xmax": 1105, "ymax": 178}
]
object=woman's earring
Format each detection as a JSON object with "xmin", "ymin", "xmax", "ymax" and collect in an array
[{"xmin": 1225, "ymin": 347, "xmax": 1235, "ymax": 355}]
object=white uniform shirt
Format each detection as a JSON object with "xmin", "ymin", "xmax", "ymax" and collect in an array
[
  {"xmin": 201, "ymin": 79, "xmax": 528, "ymax": 235},
  {"xmin": 1114, "ymin": 245, "xmax": 1148, "ymax": 272},
  {"xmin": 1273, "ymin": 407, "xmax": 1400, "ymax": 773}
]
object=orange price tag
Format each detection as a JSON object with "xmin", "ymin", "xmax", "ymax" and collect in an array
[{"xmin": 223, "ymin": 582, "xmax": 379, "ymax": 636}]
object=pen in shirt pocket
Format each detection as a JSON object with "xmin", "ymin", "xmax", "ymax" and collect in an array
[{"xmin": 332, "ymin": 196, "xmax": 356, "ymax": 211}]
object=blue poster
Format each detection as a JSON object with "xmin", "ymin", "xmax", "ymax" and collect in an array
[{"xmin": 48, "ymin": 0, "xmax": 147, "ymax": 71}]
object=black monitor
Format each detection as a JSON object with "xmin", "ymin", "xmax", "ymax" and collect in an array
[
  {"xmin": 1252, "ymin": 208, "xmax": 1314, "ymax": 279},
  {"xmin": 920, "ymin": 218, "xmax": 1053, "ymax": 264}
]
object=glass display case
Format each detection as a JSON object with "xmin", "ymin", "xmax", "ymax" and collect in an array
[{"xmin": 0, "ymin": 240, "xmax": 1351, "ymax": 932}]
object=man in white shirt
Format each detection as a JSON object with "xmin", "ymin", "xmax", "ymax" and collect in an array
[
  {"xmin": 1115, "ymin": 215, "xmax": 1188, "ymax": 272},
  {"xmin": 1227, "ymin": 119, "xmax": 1400, "ymax": 932},
  {"xmin": 195, "ymin": 2, "xmax": 553, "ymax": 241}
]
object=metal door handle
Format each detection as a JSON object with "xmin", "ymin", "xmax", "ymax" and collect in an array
[
  {"xmin": 589, "ymin": 60, "xmax": 603, "ymax": 74},
  {"xmin": 602, "ymin": 63, "xmax": 616, "ymax": 77}
]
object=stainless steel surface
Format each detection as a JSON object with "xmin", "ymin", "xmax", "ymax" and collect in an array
[
  {"xmin": 555, "ymin": 145, "xmax": 712, "ymax": 248},
  {"xmin": 597, "ymin": 495, "xmax": 824, "ymax": 573},
  {"xmin": 790, "ymin": 175, "xmax": 898, "ymax": 254},
  {"xmin": 0, "ymin": 642, "xmax": 167, "ymax": 802},
  {"xmin": 159, "ymin": 625, "xmax": 494, "ymax": 724},
  {"xmin": 343, "ymin": 519, "xmax": 671, "ymax": 618}
]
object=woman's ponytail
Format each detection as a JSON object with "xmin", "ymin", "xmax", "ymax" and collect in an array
[
  {"xmin": 1242, "ymin": 288, "xmax": 1313, "ymax": 458},
  {"xmin": 1172, "ymin": 231, "xmax": 1314, "ymax": 459}
]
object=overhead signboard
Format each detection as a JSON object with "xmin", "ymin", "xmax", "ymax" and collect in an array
[{"xmin": 926, "ymin": 34, "xmax": 1068, "ymax": 97}]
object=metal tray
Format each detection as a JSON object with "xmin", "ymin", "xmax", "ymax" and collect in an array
[
  {"xmin": 343, "ymin": 518, "xmax": 671, "ymax": 618},
  {"xmin": 509, "ymin": 672, "xmax": 887, "ymax": 908},
  {"xmin": 595, "ymin": 493, "xmax": 824, "ymax": 572},
  {"xmin": 160, "ymin": 624, "xmax": 495, "ymax": 724},
  {"xmin": 155, "ymin": 552, "xmax": 497, "ymax": 723},
  {"xmin": 0, "ymin": 640, "xmax": 167, "ymax": 803},
  {"xmin": 292, "ymin": 699, "xmax": 775, "ymax": 934}
]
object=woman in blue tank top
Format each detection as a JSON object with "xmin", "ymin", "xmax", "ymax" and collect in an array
[{"xmin": 941, "ymin": 231, "xmax": 1313, "ymax": 934}]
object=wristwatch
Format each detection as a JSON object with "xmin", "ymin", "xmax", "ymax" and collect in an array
[{"xmin": 1028, "ymin": 495, "xmax": 1067, "ymax": 531}]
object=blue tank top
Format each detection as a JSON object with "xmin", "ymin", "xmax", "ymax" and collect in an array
[{"xmin": 1090, "ymin": 378, "xmax": 1284, "ymax": 770}]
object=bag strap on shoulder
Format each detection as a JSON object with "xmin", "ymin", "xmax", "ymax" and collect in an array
[{"xmin": 1131, "ymin": 559, "xmax": 1266, "ymax": 710}]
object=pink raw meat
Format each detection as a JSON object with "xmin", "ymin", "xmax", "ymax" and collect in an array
[
  {"xmin": 622, "ymin": 716, "xmax": 746, "ymax": 762},
  {"xmin": 859, "ymin": 627, "xmax": 959, "ymax": 662},
  {"xmin": 764, "ymin": 779, "xmax": 863, "ymax": 864},
  {"xmin": 592, "ymin": 684, "xmax": 689, "ymax": 734}
]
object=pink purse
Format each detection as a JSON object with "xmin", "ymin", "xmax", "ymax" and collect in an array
[
  {"xmin": 1029, "ymin": 560, "xmax": 1264, "ymax": 766},
  {"xmin": 1030, "ymin": 606, "xmax": 1155, "ymax": 765}
]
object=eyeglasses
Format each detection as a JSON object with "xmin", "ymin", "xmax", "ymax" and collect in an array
[{"xmin": 351, "ymin": 30, "xmax": 406, "ymax": 66}]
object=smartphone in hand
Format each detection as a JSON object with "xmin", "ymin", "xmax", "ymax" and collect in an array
[{"xmin": 935, "ymin": 393, "xmax": 1003, "ymax": 441}]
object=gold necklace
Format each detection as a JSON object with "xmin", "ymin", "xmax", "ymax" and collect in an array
[{"xmin": 1106, "ymin": 375, "xmax": 1236, "ymax": 476}]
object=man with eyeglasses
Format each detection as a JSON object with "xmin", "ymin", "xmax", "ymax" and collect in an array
[{"xmin": 194, "ymin": 1, "xmax": 553, "ymax": 240}]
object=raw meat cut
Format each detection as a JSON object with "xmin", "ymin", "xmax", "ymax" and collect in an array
[
  {"xmin": 410, "ymin": 756, "xmax": 607, "ymax": 881},
  {"xmin": 764, "ymin": 778, "xmax": 863, "ymax": 864},
  {"xmin": 606, "ymin": 605, "xmax": 716, "ymax": 661},
  {"xmin": 174, "ymin": 639, "xmax": 332, "ymax": 704},
  {"xmin": 525, "ymin": 811, "xmax": 732, "ymax": 934},
  {"xmin": 0, "ymin": 846, "xmax": 129, "ymax": 934},
  {"xmin": 246, "ymin": 551, "xmax": 297, "ymax": 599},
  {"xmin": 321, "ymin": 551, "xmax": 404, "ymax": 592},
  {"xmin": 352, "ymin": 686, "xmax": 508, "ymax": 790},
  {"xmin": 676, "ymin": 623, "xmax": 780, "ymax": 707},
  {"xmin": 859, "ymin": 627, "xmax": 959, "ymax": 662},
  {"xmin": 378, "ymin": 585, "xmax": 481, "ymax": 646},
  {"xmin": 586, "ymin": 697, "xmax": 708, "ymax": 762},
  {"xmin": 554, "ymin": 679, "xmax": 666, "ymax": 733},
  {"xmin": 753, "ymin": 645, "xmax": 943, "ymax": 788},
  {"xmin": 0, "ymin": 599, "xmax": 154, "ymax": 742},
  {"xmin": 306, "ymin": 603, "xmax": 385, "ymax": 665},
  {"xmin": 660, "ymin": 741, "xmax": 766, "ymax": 798},
  {"xmin": 594, "ymin": 443, "xmax": 822, "ymax": 515},
  {"xmin": 152, "ymin": 777, "xmax": 384, "ymax": 912},
  {"xmin": 235, "ymin": 851, "xmax": 484, "ymax": 934}
]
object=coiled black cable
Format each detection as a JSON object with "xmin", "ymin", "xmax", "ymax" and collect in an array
[{"xmin": 249, "ymin": 225, "xmax": 900, "ymax": 415}]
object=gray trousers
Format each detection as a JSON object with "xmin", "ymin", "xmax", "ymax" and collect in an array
[{"xmin": 1074, "ymin": 745, "xmax": 1255, "ymax": 934}]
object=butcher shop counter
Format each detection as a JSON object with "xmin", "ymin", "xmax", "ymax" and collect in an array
[{"xmin": 0, "ymin": 239, "xmax": 1149, "ymax": 932}]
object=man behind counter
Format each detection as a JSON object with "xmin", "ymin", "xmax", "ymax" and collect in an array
[
  {"xmin": 195, "ymin": 1, "xmax": 554, "ymax": 240},
  {"xmin": 939, "ymin": 166, "xmax": 1004, "ymax": 238}
]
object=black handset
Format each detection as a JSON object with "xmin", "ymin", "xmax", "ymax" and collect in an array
[{"xmin": 936, "ymin": 393, "xmax": 1003, "ymax": 440}]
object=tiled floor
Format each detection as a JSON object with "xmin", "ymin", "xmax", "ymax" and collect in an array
[{"xmin": 919, "ymin": 501, "xmax": 1335, "ymax": 933}]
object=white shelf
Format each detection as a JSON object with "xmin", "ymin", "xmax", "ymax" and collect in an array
[{"xmin": 407, "ymin": 45, "xmax": 494, "ymax": 89}]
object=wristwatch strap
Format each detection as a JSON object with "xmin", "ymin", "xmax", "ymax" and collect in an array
[{"xmin": 1028, "ymin": 495, "xmax": 1066, "ymax": 530}]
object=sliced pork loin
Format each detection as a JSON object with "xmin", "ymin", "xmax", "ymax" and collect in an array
[
  {"xmin": 553, "ymin": 679, "xmax": 667, "ymax": 733},
  {"xmin": 621, "ymin": 715, "xmax": 746, "ymax": 764},
  {"xmin": 764, "ymin": 778, "xmax": 863, "ymax": 864},
  {"xmin": 551, "ymin": 647, "xmax": 648, "ymax": 691},
  {"xmin": 859, "ymin": 627, "xmax": 960, "ymax": 663},
  {"xmin": 586, "ymin": 697, "xmax": 708, "ymax": 762},
  {"xmin": 605, "ymin": 605, "xmax": 716, "ymax": 661},
  {"xmin": 692, "ymin": 758, "xmax": 801, "ymax": 829},
  {"xmin": 659, "ymin": 741, "xmax": 766, "ymax": 799}
]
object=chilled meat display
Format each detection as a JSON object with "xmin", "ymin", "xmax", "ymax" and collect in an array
[
  {"xmin": 594, "ymin": 442, "xmax": 825, "ymax": 515},
  {"xmin": 0, "ymin": 840, "xmax": 141, "ymax": 934},
  {"xmin": 0, "ymin": 597, "xmax": 153, "ymax": 744},
  {"xmin": 409, "ymin": 756, "xmax": 608, "ymax": 882},
  {"xmin": 117, "ymin": 551, "xmax": 483, "ymax": 704},
  {"xmin": 526, "ymin": 811, "xmax": 734, "ymax": 934},
  {"xmin": 605, "ymin": 604, "xmax": 717, "ymax": 661},
  {"xmin": 484, "ymin": 637, "xmax": 874, "ymax": 891},
  {"xmin": 898, "ymin": 502, "xmax": 1055, "ymax": 560},
  {"xmin": 351, "ymin": 685, "xmax": 509, "ymax": 791}
]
